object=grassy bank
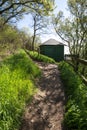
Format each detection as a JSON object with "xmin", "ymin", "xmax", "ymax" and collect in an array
[
  {"xmin": 59, "ymin": 61, "xmax": 87, "ymax": 130},
  {"xmin": 0, "ymin": 50, "xmax": 41, "ymax": 130},
  {"xmin": 27, "ymin": 50, "xmax": 55, "ymax": 63}
]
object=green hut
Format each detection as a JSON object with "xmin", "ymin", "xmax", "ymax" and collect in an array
[{"xmin": 40, "ymin": 39, "xmax": 65, "ymax": 62}]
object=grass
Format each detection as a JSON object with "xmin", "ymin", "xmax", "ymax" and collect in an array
[
  {"xmin": 59, "ymin": 61, "xmax": 87, "ymax": 130},
  {"xmin": 4, "ymin": 50, "xmax": 41, "ymax": 78},
  {"xmin": 0, "ymin": 50, "xmax": 41, "ymax": 130},
  {"xmin": 26, "ymin": 50, "xmax": 56, "ymax": 63}
]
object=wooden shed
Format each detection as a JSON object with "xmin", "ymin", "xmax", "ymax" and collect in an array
[{"xmin": 40, "ymin": 39, "xmax": 65, "ymax": 62}]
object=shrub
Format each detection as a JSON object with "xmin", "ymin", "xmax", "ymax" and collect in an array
[{"xmin": 59, "ymin": 61, "xmax": 87, "ymax": 130}]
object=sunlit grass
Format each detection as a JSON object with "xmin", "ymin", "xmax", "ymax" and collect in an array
[
  {"xmin": 59, "ymin": 61, "xmax": 87, "ymax": 130},
  {"xmin": 0, "ymin": 50, "xmax": 41, "ymax": 130},
  {"xmin": 28, "ymin": 51, "xmax": 56, "ymax": 63}
]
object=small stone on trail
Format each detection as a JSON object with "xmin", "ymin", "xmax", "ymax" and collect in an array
[{"xmin": 31, "ymin": 119, "xmax": 34, "ymax": 123}]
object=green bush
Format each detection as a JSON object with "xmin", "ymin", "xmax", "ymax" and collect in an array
[
  {"xmin": 59, "ymin": 61, "xmax": 87, "ymax": 130},
  {"xmin": 0, "ymin": 50, "xmax": 41, "ymax": 130},
  {"xmin": 28, "ymin": 51, "xmax": 55, "ymax": 63}
]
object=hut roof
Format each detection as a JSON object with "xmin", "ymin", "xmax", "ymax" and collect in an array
[{"xmin": 40, "ymin": 39, "xmax": 66, "ymax": 46}]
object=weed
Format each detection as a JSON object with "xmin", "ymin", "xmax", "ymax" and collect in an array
[
  {"xmin": 59, "ymin": 61, "xmax": 87, "ymax": 130},
  {"xmin": 0, "ymin": 50, "xmax": 41, "ymax": 130},
  {"xmin": 28, "ymin": 51, "xmax": 56, "ymax": 63}
]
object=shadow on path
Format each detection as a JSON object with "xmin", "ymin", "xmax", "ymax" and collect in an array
[{"xmin": 19, "ymin": 62, "xmax": 66, "ymax": 130}]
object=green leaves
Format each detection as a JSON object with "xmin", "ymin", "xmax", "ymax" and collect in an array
[
  {"xmin": 0, "ymin": 21, "xmax": 22, "ymax": 55},
  {"xmin": 59, "ymin": 61, "xmax": 87, "ymax": 130},
  {"xmin": 0, "ymin": 0, "xmax": 55, "ymax": 24},
  {"xmin": 52, "ymin": 0, "xmax": 86, "ymax": 61}
]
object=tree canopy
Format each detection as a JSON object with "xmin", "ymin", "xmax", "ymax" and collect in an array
[
  {"xmin": 0, "ymin": 0, "xmax": 54, "ymax": 24},
  {"xmin": 52, "ymin": 0, "xmax": 87, "ymax": 59}
]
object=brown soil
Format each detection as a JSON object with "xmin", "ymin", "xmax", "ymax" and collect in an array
[{"xmin": 19, "ymin": 62, "xmax": 66, "ymax": 130}]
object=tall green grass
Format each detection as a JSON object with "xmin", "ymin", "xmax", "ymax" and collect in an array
[
  {"xmin": 59, "ymin": 61, "xmax": 87, "ymax": 130},
  {"xmin": 0, "ymin": 50, "xmax": 41, "ymax": 130},
  {"xmin": 28, "ymin": 51, "xmax": 55, "ymax": 63}
]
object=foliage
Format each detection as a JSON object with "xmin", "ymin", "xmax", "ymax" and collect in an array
[
  {"xmin": 59, "ymin": 61, "xmax": 87, "ymax": 130},
  {"xmin": 0, "ymin": 20, "xmax": 23, "ymax": 57},
  {"xmin": 53, "ymin": 0, "xmax": 86, "ymax": 57},
  {"xmin": 0, "ymin": 0, "xmax": 54, "ymax": 24},
  {"xmin": 28, "ymin": 51, "xmax": 55, "ymax": 63},
  {"xmin": 78, "ymin": 63, "xmax": 87, "ymax": 78},
  {"xmin": 52, "ymin": 0, "xmax": 87, "ymax": 70},
  {"xmin": 18, "ymin": 27, "xmax": 33, "ymax": 50},
  {"xmin": 0, "ymin": 50, "xmax": 41, "ymax": 130},
  {"xmin": 0, "ymin": 19, "xmax": 33, "ymax": 59}
]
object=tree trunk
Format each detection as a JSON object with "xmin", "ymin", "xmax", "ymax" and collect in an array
[{"xmin": 32, "ymin": 34, "xmax": 35, "ymax": 50}]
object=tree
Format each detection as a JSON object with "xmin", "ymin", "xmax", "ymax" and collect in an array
[
  {"xmin": 19, "ymin": 27, "xmax": 32, "ymax": 50},
  {"xmin": 31, "ymin": 12, "xmax": 49, "ymax": 50},
  {"xmin": 0, "ymin": 21, "xmax": 22, "ymax": 54},
  {"xmin": 0, "ymin": 18, "xmax": 32, "ymax": 52},
  {"xmin": 67, "ymin": 0, "xmax": 87, "ymax": 58},
  {"xmin": 52, "ymin": 0, "xmax": 87, "ymax": 70},
  {"xmin": 0, "ymin": 0, "xmax": 54, "ymax": 24}
]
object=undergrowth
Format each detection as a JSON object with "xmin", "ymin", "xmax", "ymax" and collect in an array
[
  {"xmin": 59, "ymin": 61, "xmax": 87, "ymax": 130},
  {"xmin": 27, "ymin": 50, "xmax": 55, "ymax": 63},
  {"xmin": 0, "ymin": 50, "xmax": 41, "ymax": 130}
]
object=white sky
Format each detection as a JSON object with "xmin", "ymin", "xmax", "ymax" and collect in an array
[{"xmin": 17, "ymin": 0, "xmax": 70, "ymax": 54}]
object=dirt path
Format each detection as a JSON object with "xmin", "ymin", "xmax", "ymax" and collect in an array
[{"xmin": 20, "ymin": 62, "xmax": 66, "ymax": 130}]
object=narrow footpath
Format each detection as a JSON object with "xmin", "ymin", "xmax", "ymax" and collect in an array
[{"xmin": 20, "ymin": 62, "xmax": 66, "ymax": 130}]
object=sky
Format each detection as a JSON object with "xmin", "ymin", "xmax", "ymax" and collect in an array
[{"xmin": 17, "ymin": 0, "xmax": 70, "ymax": 54}]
